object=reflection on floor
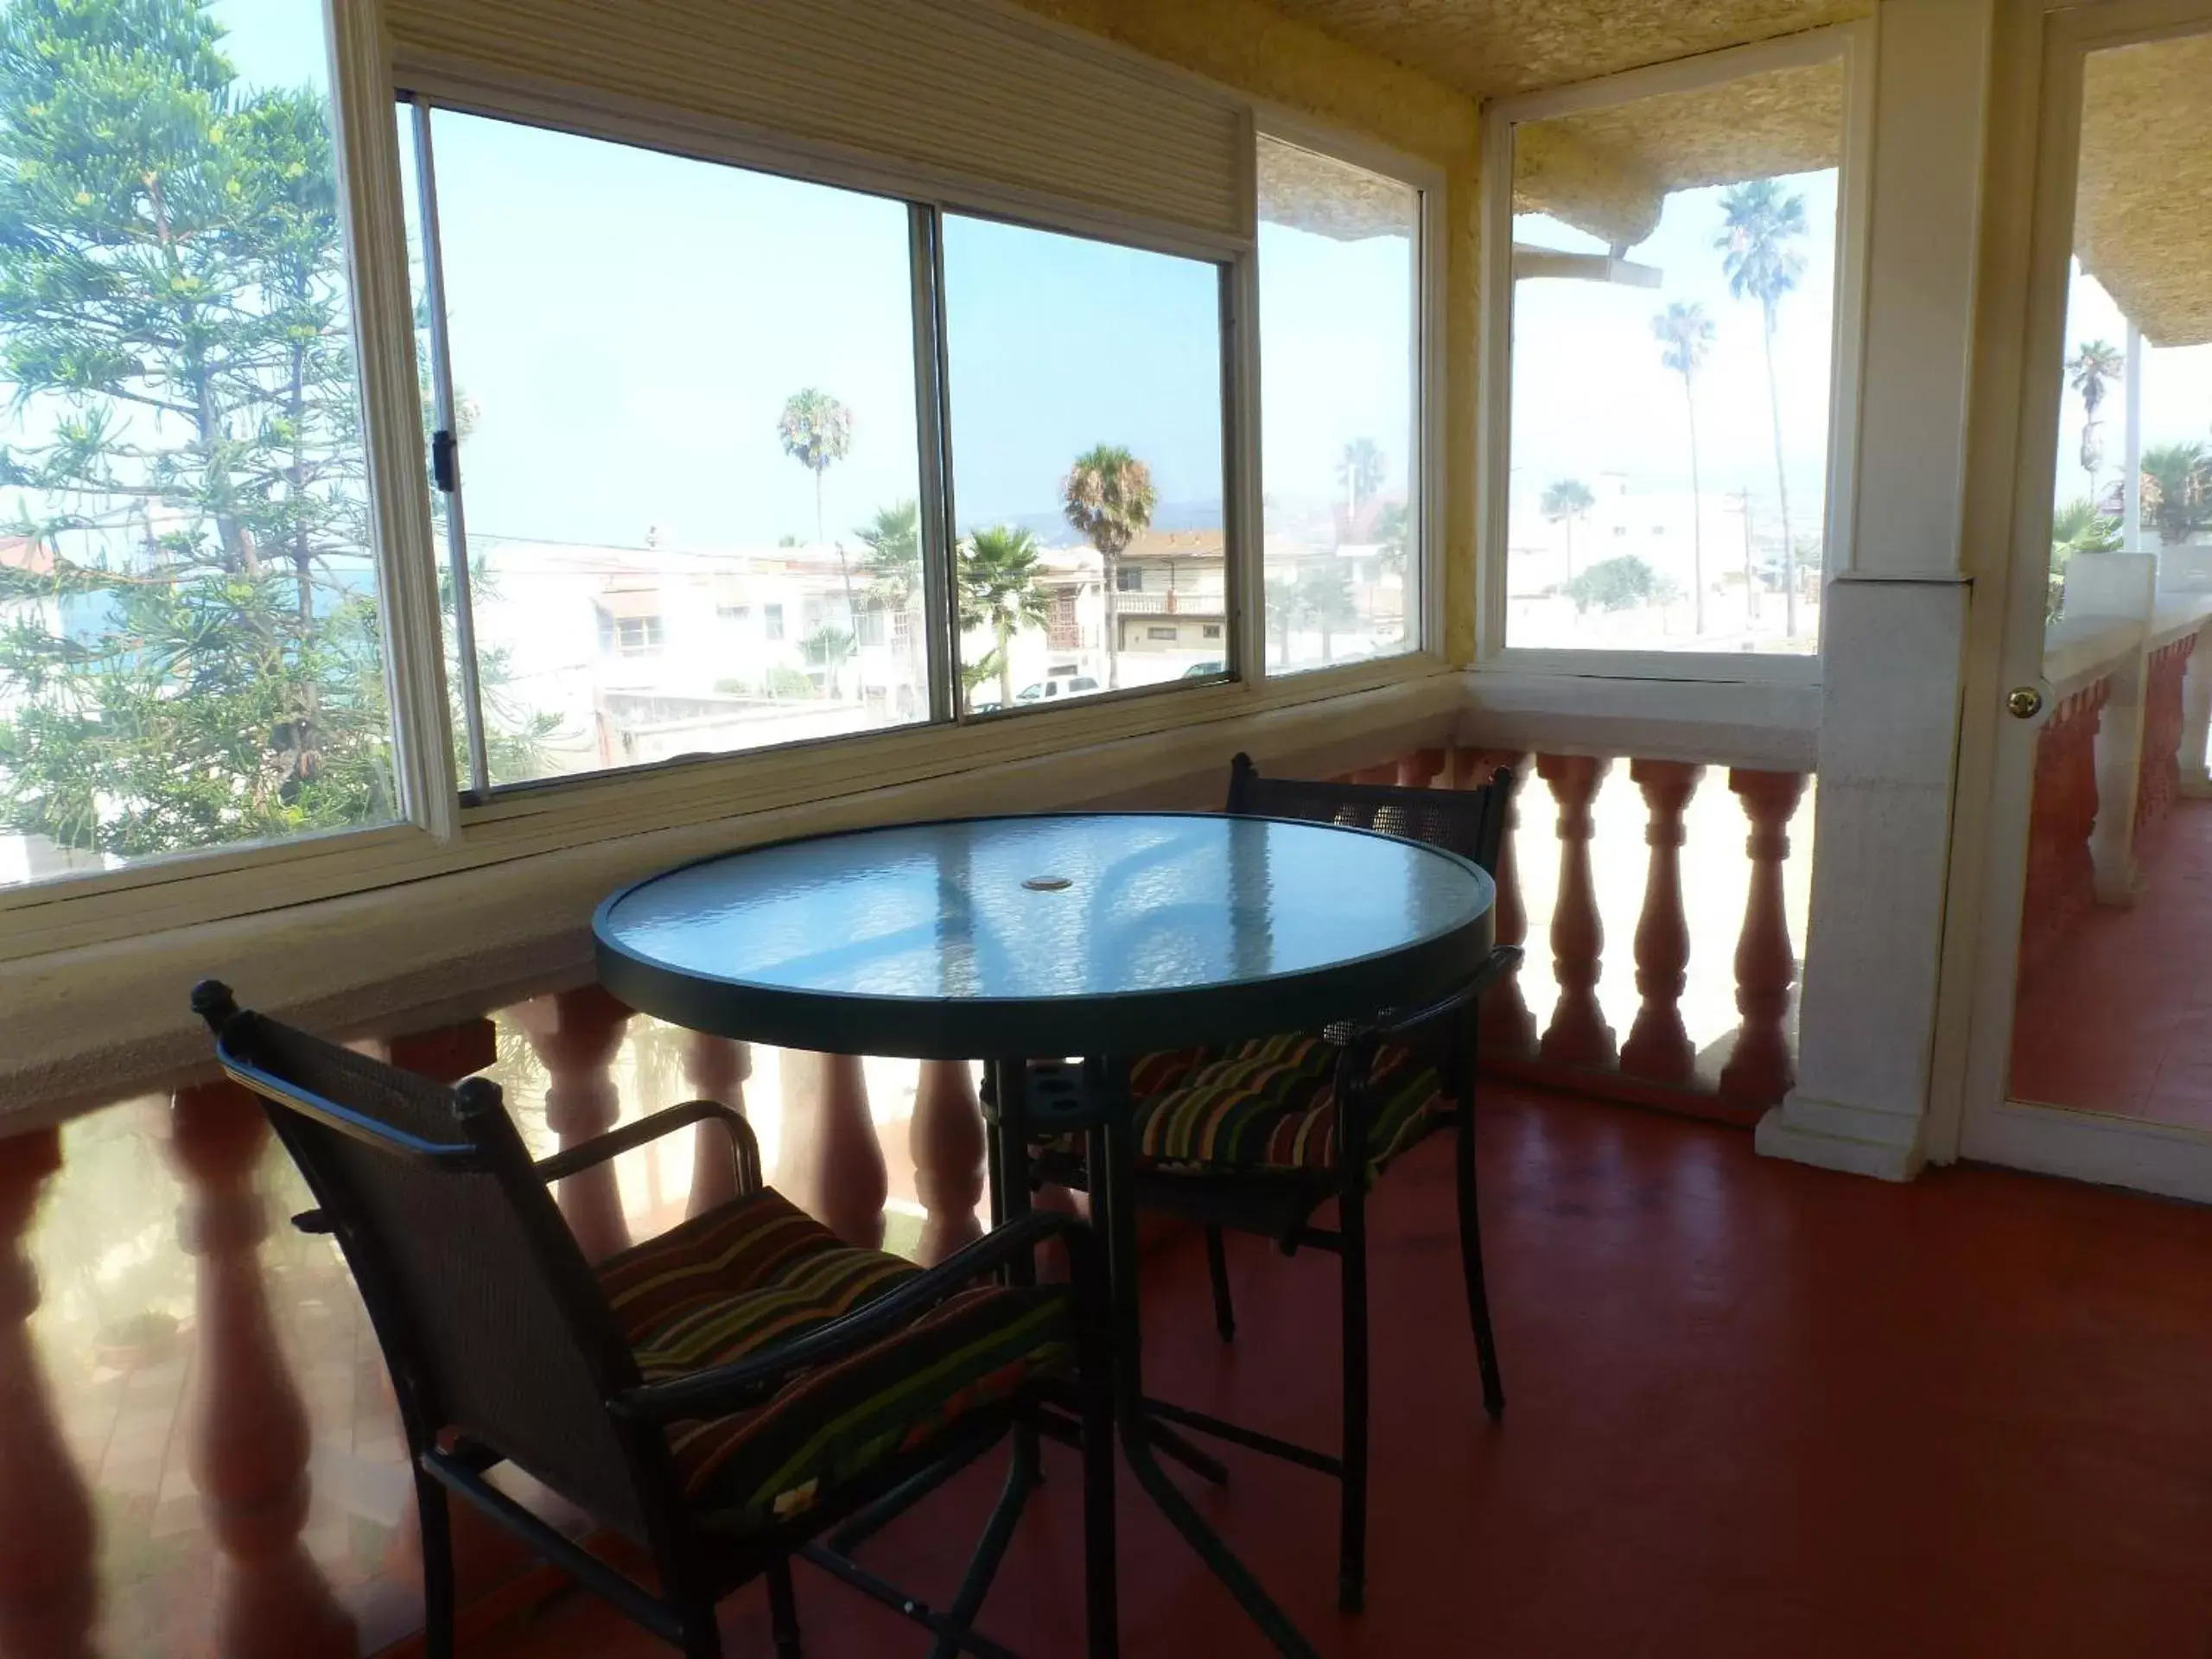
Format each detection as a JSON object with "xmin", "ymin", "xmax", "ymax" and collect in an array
[
  {"xmin": 2012, "ymin": 798, "xmax": 2212, "ymax": 1126},
  {"xmin": 473, "ymin": 1086, "xmax": 2212, "ymax": 1659}
]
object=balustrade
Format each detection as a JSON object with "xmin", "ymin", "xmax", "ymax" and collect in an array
[
  {"xmin": 2019, "ymin": 679, "xmax": 2108, "ymax": 988},
  {"xmin": 1619, "ymin": 761, "xmax": 1704, "ymax": 1087},
  {"xmin": 0, "ymin": 1128, "xmax": 98, "ymax": 1659},
  {"xmin": 2137, "ymin": 632, "xmax": 2196, "ymax": 837}
]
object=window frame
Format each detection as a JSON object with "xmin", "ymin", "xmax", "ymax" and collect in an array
[
  {"xmin": 1475, "ymin": 22, "xmax": 1875, "ymax": 685},
  {"xmin": 1250, "ymin": 110, "xmax": 1448, "ymax": 676},
  {"xmin": 0, "ymin": 0, "xmax": 1449, "ymax": 960}
]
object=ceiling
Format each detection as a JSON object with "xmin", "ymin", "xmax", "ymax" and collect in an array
[
  {"xmin": 2077, "ymin": 33, "xmax": 2212, "ymax": 348},
  {"xmin": 1264, "ymin": 0, "xmax": 1871, "ymax": 101}
]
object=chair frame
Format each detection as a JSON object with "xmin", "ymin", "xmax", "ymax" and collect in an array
[
  {"xmin": 193, "ymin": 982, "xmax": 1119, "ymax": 1659},
  {"xmin": 1046, "ymin": 753, "xmax": 1520, "ymax": 1617}
]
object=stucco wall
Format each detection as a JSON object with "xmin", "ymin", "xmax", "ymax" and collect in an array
[{"xmin": 1008, "ymin": 0, "xmax": 1484, "ymax": 664}]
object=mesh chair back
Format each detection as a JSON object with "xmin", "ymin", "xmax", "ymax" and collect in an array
[
  {"xmin": 1224, "ymin": 751, "xmax": 1510, "ymax": 876},
  {"xmin": 199, "ymin": 996, "xmax": 660, "ymax": 1540}
]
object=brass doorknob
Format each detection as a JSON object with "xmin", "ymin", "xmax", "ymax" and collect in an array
[{"xmin": 2007, "ymin": 686, "xmax": 2044, "ymax": 720}]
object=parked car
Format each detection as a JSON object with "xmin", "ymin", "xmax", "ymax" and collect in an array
[
  {"xmin": 1181, "ymin": 659, "xmax": 1226, "ymax": 679},
  {"xmin": 1015, "ymin": 674, "xmax": 1100, "ymax": 702}
]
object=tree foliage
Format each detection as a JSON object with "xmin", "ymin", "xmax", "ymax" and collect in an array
[
  {"xmin": 0, "ymin": 0, "xmax": 391, "ymax": 859},
  {"xmin": 959, "ymin": 524, "xmax": 1049, "ymax": 708},
  {"xmin": 1062, "ymin": 442, "xmax": 1154, "ymax": 690},
  {"xmin": 1718, "ymin": 179, "xmax": 1809, "ymax": 637},
  {"xmin": 2142, "ymin": 441, "xmax": 2210, "ymax": 549},
  {"xmin": 1563, "ymin": 554, "xmax": 1672, "ymax": 614}
]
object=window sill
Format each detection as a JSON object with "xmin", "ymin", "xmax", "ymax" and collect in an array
[
  {"xmin": 0, "ymin": 659, "xmax": 1460, "ymax": 1126},
  {"xmin": 1461, "ymin": 664, "xmax": 1821, "ymax": 772}
]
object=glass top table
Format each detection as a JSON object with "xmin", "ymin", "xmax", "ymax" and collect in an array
[
  {"xmin": 594, "ymin": 810, "xmax": 1497, "ymax": 1659},
  {"xmin": 594, "ymin": 811, "xmax": 1497, "ymax": 1059}
]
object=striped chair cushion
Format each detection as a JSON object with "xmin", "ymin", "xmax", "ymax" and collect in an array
[
  {"xmin": 596, "ymin": 1188, "xmax": 1071, "ymax": 1535},
  {"xmin": 1131, "ymin": 1033, "xmax": 1450, "ymax": 1176}
]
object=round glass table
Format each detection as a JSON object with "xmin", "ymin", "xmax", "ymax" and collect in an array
[{"xmin": 594, "ymin": 811, "xmax": 1497, "ymax": 1659}]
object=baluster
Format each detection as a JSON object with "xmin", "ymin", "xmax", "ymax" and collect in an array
[
  {"xmin": 1718, "ymin": 769, "xmax": 1810, "ymax": 1112},
  {"xmin": 910, "ymin": 1060, "xmax": 985, "ymax": 1266},
  {"xmin": 779, "ymin": 1052, "xmax": 887, "ymax": 1249},
  {"xmin": 1619, "ymin": 760, "xmax": 1705, "ymax": 1086},
  {"xmin": 166, "ymin": 1082, "xmax": 356, "ymax": 1659},
  {"xmin": 0, "ymin": 1128, "xmax": 99, "ymax": 1659},
  {"xmin": 1535, "ymin": 753, "xmax": 1617, "ymax": 1069},
  {"xmin": 1458, "ymin": 747, "xmax": 1536, "ymax": 1058},
  {"xmin": 683, "ymin": 1033, "xmax": 752, "ymax": 1217},
  {"xmin": 2180, "ymin": 629, "xmax": 2212, "ymax": 799},
  {"xmin": 1395, "ymin": 747, "xmax": 1446, "ymax": 789},
  {"xmin": 513, "ymin": 987, "xmax": 633, "ymax": 1263}
]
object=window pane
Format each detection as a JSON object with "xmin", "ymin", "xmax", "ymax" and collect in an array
[
  {"xmin": 1258, "ymin": 137, "xmax": 1419, "ymax": 672},
  {"xmin": 0, "ymin": 0, "xmax": 395, "ymax": 887},
  {"xmin": 1506, "ymin": 58, "xmax": 1843, "ymax": 656},
  {"xmin": 423, "ymin": 111, "xmax": 925, "ymax": 786},
  {"xmin": 941, "ymin": 215, "xmax": 1226, "ymax": 712}
]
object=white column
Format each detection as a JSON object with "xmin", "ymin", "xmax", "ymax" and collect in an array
[
  {"xmin": 1757, "ymin": 0, "xmax": 1994, "ymax": 1182},
  {"xmin": 2123, "ymin": 321, "xmax": 2144, "ymax": 555}
]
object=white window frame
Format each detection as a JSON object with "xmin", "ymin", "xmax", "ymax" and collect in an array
[
  {"xmin": 0, "ymin": 0, "xmax": 1450, "ymax": 963},
  {"xmin": 1249, "ymin": 111, "xmax": 1449, "ymax": 677},
  {"xmin": 1475, "ymin": 22, "xmax": 1875, "ymax": 685}
]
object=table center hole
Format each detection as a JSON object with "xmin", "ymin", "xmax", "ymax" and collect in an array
[{"xmin": 1022, "ymin": 874, "xmax": 1073, "ymax": 892}]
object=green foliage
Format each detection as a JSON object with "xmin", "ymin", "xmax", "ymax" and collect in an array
[
  {"xmin": 799, "ymin": 625, "xmax": 853, "ymax": 670},
  {"xmin": 0, "ymin": 0, "xmax": 391, "ymax": 857},
  {"xmin": 1338, "ymin": 437, "xmax": 1384, "ymax": 508},
  {"xmin": 959, "ymin": 524, "xmax": 1049, "ymax": 707},
  {"xmin": 766, "ymin": 662, "xmax": 815, "ymax": 700},
  {"xmin": 1062, "ymin": 442, "xmax": 1155, "ymax": 690},
  {"xmin": 1374, "ymin": 500, "xmax": 1408, "ymax": 580},
  {"xmin": 855, "ymin": 499, "xmax": 921, "ymax": 607},
  {"xmin": 2047, "ymin": 498, "xmax": 2123, "ymax": 622},
  {"xmin": 1716, "ymin": 181, "xmax": 1808, "ymax": 323},
  {"xmin": 2142, "ymin": 441, "xmax": 2210, "ymax": 548},
  {"xmin": 1563, "ymin": 555, "xmax": 1672, "ymax": 614}
]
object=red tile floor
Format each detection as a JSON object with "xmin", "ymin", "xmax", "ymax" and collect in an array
[
  {"xmin": 2013, "ymin": 798, "xmax": 2212, "ymax": 1125},
  {"xmin": 458, "ymin": 1084, "xmax": 2212, "ymax": 1659}
]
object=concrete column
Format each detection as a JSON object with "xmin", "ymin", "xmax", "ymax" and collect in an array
[{"xmin": 1757, "ymin": 0, "xmax": 1995, "ymax": 1180}]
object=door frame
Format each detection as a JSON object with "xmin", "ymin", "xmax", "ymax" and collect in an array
[{"xmin": 1940, "ymin": 0, "xmax": 2212, "ymax": 1198}]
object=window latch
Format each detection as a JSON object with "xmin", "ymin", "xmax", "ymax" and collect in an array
[{"xmin": 431, "ymin": 428, "xmax": 459, "ymax": 493}]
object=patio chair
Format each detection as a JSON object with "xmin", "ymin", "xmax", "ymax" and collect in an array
[
  {"xmin": 191, "ymin": 982, "xmax": 1116, "ymax": 1659},
  {"xmin": 1029, "ymin": 751, "xmax": 1518, "ymax": 1615}
]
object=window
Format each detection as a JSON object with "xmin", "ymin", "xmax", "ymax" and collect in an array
[
  {"xmin": 1495, "ymin": 46, "xmax": 1851, "ymax": 660},
  {"xmin": 940, "ymin": 213, "xmax": 1229, "ymax": 713},
  {"xmin": 1258, "ymin": 136, "xmax": 1423, "ymax": 673},
  {"xmin": 1204, "ymin": 624, "xmax": 1224, "ymax": 639},
  {"xmin": 718, "ymin": 604, "xmax": 751, "ymax": 625},
  {"xmin": 0, "ymin": 1, "xmax": 393, "ymax": 888},
  {"xmin": 406, "ymin": 108, "xmax": 925, "ymax": 788},
  {"xmin": 1147, "ymin": 626, "xmax": 1179, "ymax": 641},
  {"xmin": 856, "ymin": 604, "xmax": 887, "ymax": 647}
]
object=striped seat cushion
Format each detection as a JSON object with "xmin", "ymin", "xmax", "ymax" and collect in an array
[
  {"xmin": 595, "ymin": 1188, "xmax": 1071, "ymax": 1535},
  {"xmin": 1131, "ymin": 1033, "xmax": 1449, "ymax": 1176}
]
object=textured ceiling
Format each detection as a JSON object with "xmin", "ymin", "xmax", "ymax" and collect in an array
[
  {"xmin": 2077, "ymin": 33, "xmax": 2212, "ymax": 348},
  {"xmin": 1262, "ymin": 0, "xmax": 1872, "ymax": 99},
  {"xmin": 1516, "ymin": 57, "xmax": 1845, "ymax": 245}
]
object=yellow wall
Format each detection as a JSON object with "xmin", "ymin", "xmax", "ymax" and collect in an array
[{"xmin": 1009, "ymin": 0, "xmax": 1484, "ymax": 663}]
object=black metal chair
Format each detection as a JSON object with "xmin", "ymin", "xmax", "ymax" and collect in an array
[
  {"xmin": 1031, "ymin": 751, "xmax": 1518, "ymax": 1616},
  {"xmin": 191, "ymin": 982, "xmax": 1117, "ymax": 1659}
]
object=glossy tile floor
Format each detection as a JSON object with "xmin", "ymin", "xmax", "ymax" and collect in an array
[
  {"xmin": 469, "ymin": 1084, "xmax": 2212, "ymax": 1659},
  {"xmin": 2012, "ymin": 798, "xmax": 2212, "ymax": 1126}
]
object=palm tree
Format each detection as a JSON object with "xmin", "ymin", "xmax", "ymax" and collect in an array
[
  {"xmin": 779, "ymin": 389, "xmax": 855, "ymax": 690},
  {"xmin": 2049, "ymin": 496, "xmax": 2123, "ymax": 621},
  {"xmin": 1653, "ymin": 301, "xmax": 1715, "ymax": 636},
  {"xmin": 2142, "ymin": 441, "xmax": 2211, "ymax": 548},
  {"xmin": 2066, "ymin": 339, "xmax": 2126, "ymax": 499},
  {"xmin": 959, "ymin": 525, "xmax": 1052, "ymax": 709},
  {"xmin": 1338, "ymin": 437, "xmax": 1386, "ymax": 518},
  {"xmin": 856, "ymin": 499, "xmax": 923, "ymax": 708},
  {"xmin": 1540, "ymin": 478, "xmax": 1596, "ymax": 579},
  {"xmin": 1062, "ymin": 443, "xmax": 1157, "ymax": 690},
  {"xmin": 1718, "ymin": 181, "xmax": 1809, "ymax": 638}
]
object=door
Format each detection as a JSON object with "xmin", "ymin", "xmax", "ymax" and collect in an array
[{"xmin": 1960, "ymin": 0, "xmax": 2212, "ymax": 1198}]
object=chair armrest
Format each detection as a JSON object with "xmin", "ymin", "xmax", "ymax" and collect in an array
[
  {"xmin": 534, "ymin": 1099, "xmax": 762, "ymax": 1194},
  {"xmin": 607, "ymin": 1209, "xmax": 1101, "ymax": 1424},
  {"xmin": 1373, "ymin": 945, "xmax": 1523, "ymax": 1041}
]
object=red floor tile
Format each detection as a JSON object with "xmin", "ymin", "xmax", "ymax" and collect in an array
[{"xmin": 452, "ymin": 1086, "xmax": 2212, "ymax": 1658}]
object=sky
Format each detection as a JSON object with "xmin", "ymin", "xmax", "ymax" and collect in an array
[
  {"xmin": 2053, "ymin": 263, "xmax": 2212, "ymax": 512},
  {"xmin": 1508, "ymin": 168, "xmax": 1843, "ymax": 546},
  {"xmin": 200, "ymin": 1, "xmax": 1414, "ymax": 556}
]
